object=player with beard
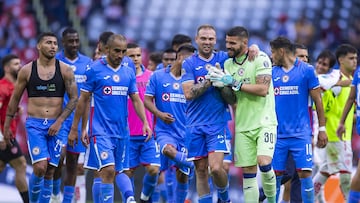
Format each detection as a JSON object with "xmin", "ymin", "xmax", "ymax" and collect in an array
[
  {"xmin": 0, "ymin": 54, "xmax": 29, "ymax": 203},
  {"xmin": 4, "ymin": 32, "xmax": 78, "ymax": 203}
]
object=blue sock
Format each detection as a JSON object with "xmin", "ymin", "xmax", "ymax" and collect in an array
[
  {"xmin": 29, "ymin": 173, "xmax": 44, "ymax": 203},
  {"xmin": 62, "ymin": 186, "xmax": 75, "ymax": 203},
  {"xmin": 276, "ymin": 175, "xmax": 283, "ymax": 203},
  {"xmin": 52, "ymin": 178, "xmax": 61, "ymax": 195},
  {"xmin": 217, "ymin": 174, "xmax": 230, "ymax": 201},
  {"xmin": 115, "ymin": 173, "xmax": 134, "ymax": 201},
  {"xmin": 141, "ymin": 173, "xmax": 159, "ymax": 200},
  {"xmin": 39, "ymin": 178, "xmax": 53, "ymax": 203},
  {"xmin": 152, "ymin": 185, "xmax": 161, "ymax": 203},
  {"xmin": 217, "ymin": 184, "xmax": 230, "ymax": 202},
  {"xmin": 165, "ymin": 169, "xmax": 176, "ymax": 202},
  {"xmin": 198, "ymin": 193, "xmax": 212, "ymax": 203},
  {"xmin": 173, "ymin": 151, "xmax": 193, "ymax": 168},
  {"xmin": 92, "ymin": 177, "xmax": 102, "ymax": 203},
  {"xmin": 176, "ymin": 182, "xmax": 188, "ymax": 203},
  {"xmin": 101, "ymin": 183, "xmax": 114, "ymax": 203},
  {"xmin": 348, "ymin": 190, "xmax": 360, "ymax": 203},
  {"xmin": 300, "ymin": 177, "xmax": 314, "ymax": 203},
  {"xmin": 158, "ymin": 182, "xmax": 168, "ymax": 202}
]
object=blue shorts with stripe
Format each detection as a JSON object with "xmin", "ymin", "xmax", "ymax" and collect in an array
[{"xmin": 26, "ymin": 117, "xmax": 63, "ymax": 167}]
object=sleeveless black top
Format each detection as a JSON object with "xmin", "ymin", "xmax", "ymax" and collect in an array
[{"xmin": 27, "ymin": 60, "xmax": 66, "ymax": 97}]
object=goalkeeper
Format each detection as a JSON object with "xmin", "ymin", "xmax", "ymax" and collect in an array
[{"xmin": 207, "ymin": 26, "xmax": 278, "ymax": 203}]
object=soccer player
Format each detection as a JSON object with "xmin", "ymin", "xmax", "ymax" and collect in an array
[
  {"xmin": 171, "ymin": 34, "xmax": 192, "ymax": 51},
  {"xmin": 3, "ymin": 32, "xmax": 78, "ymax": 203},
  {"xmin": 144, "ymin": 44, "xmax": 196, "ymax": 203},
  {"xmin": 52, "ymin": 27, "xmax": 92, "ymax": 203},
  {"xmin": 69, "ymin": 34, "xmax": 149, "ymax": 203},
  {"xmin": 0, "ymin": 54, "xmax": 29, "ymax": 203},
  {"xmin": 181, "ymin": 24, "xmax": 231, "ymax": 203},
  {"xmin": 156, "ymin": 48, "xmax": 177, "ymax": 70},
  {"xmin": 313, "ymin": 44, "xmax": 358, "ymax": 202},
  {"xmin": 84, "ymin": 31, "xmax": 136, "ymax": 203},
  {"xmin": 123, "ymin": 42, "xmax": 160, "ymax": 202},
  {"xmin": 270, "ymin": 36, "xmax": 328, "ymax": 203},
  {"xmin": 208, "ymin": 26, "xmax": 278, "ymax": 203},
  {"xmin": 337, "ymin": 47, "xmax": 360, "ymax": 203}
]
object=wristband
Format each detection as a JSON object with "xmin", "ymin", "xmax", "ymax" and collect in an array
[
  {"xmin": 319, "ymin": 126, "xmax": 326, "ymax": 132},
  {"xmin": 232, "ymin": 80, "xmax": 243, "ymax": 91}
]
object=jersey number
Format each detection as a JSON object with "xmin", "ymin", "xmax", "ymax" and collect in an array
[{"xmin": 264, "ymin": 132, "xmax": 274, "ymax": 144}]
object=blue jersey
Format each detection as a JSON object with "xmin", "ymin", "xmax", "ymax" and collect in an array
[
  {"xmin": 182, "ymin": 51, "xmax": 228, "ymax": 126},
  {"xmin": 145, "ymin": 66, "xmax": 186, "ymax": 140},
  {"xmin": 273, "ymin": 59, "xmax": 319, "ymax": 138},
  {"xmin": 82, "ymin": 57, "xmax": 138, "ymax": 138},
  {"xmin": 55, "ymin": 51, "xmax": 92, "ymax": 121},
  {"xmin": 352, "ymin": 68, "xmax": 360, "ymax": 133}
]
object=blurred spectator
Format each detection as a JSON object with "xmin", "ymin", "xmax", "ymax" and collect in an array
[
  {"xmin": 320, "ymin": 16, "xmax": 343, "ymax": 50},
  {"xmin": 295, "ymin": 12, "xmax": 315, "ymax": 48},
  {"xmin": 348, "ymin": 17, "xmax": 360, "ymax": 53},
  {"xmin": 147, "ymin": 51, "xmax": 162, "ymax": 71},
  {"xmin": 274, "ymin": 14, "xmax": 296, "ymax": 41}
]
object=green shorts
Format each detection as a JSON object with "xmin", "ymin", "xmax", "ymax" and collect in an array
[{"xmin": 234, "ymin": 125, "xmax": 277, "ymax": 167}]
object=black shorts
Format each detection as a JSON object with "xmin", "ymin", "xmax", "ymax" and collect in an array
[{"xmin": 0, "ymin": 139, "xmax": 24, "ymax": 163}]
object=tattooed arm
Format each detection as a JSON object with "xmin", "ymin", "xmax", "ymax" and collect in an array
[
  {"xmin": 58, "ymin": 63, "xmax": 78, "ymax": 122},
  {"xmin": 240, "ymin": 74, "xmax": 272, "ymax": 97},
  {"xmin": 182, "ymin": 79, "xmax": 212, "ymax": 100},
  {"xmin": 219, "ymin": 86, "xmax": 237, "ymax": 105}
]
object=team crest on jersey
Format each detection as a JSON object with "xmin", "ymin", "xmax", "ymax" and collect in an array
[
  {"xmin": 113, "ymin": 74, "xmax": 120, "ymax": 82},
  {"xmin": 162, "ymin": 93, "xmax": 170, "ymax": 101},
  {"xmin": 196, "ymin": 76, "xmax": 206, "ymax": 83},
  {"xmin": 282, "ymin": 75, "xmax": 289, "ymax": 83},
  {"xmin": 70, "ymin": 65, "xmax": 76, "ymax": 72},
  {"xmin": 103, "ymin": 86, "xmax": 112, "ymax": 95},
  {"xmin": 11, "ymin": 146, "xmax": 18, "ymax": 154},
  {"xmin": 101, "ymin": 152, "xmax": 108, "ymax": 160},
  {"xmin": 173, "ymin": 83, "xmax": 180, "ymax": 90},
  {"xmin": 32, "ymin": 147, "xmax": 40, "ymax": 155},
  {"xmin": 238, "ymin": 68, "xmax": 245, "ymax": 76}
]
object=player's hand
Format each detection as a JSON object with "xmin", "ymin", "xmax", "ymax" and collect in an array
[
  {"xmin": 248, "ymin": 44, "xmax": 260, "ymax": 61},
  {"xmin": 336, "ymin": 123, "xmax": 345, "ymax": 141},
  {"xmin": 316, "ymin": 131, "xmax": 328, "ymax": 148},
  {"xmin": 158, "ymin": 112, "xmax": 175, "ymax": 124},
  {"xmin": 3, "ymin": 127, "xmax": 13, "ymax": 146},
  {"xmin": 81, "ymin": 130, "xmax": 89, "ymax": 147},
  {"xmin": 206, "ymin": 63, "xmax": 234, "ymax": 86},
  {"xmin": 68, "ymin": 127, "xmax": 78, "ymax": 148},
  {"xmin": 48, "ymin": 120, "xmax": 62, "ymax": 136},
  {"xmin": 143, "ymin": 123, "xmax": 153, "ymax": 142}
]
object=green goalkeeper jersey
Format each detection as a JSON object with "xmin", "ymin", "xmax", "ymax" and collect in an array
[{"xmin": 224, "ymin": 51, "xmax": 277, "ymax": 132}]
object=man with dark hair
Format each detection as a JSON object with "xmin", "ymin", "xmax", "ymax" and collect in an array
[
  {"xmin": 208, "ymin": 26, "xmax": 277, "ymax": 202},
  {"xmin": 123, "ymin": 42, "xmax": 160, "ymax": 203},
  {"xmin": 144, "ymin": 44, "xmax": 196, "ymax": 203},
  {"xmin": 51, "ymin": 27, "xmax": 92, "ymax": 203},
  {"xmin": 4, "ymin": 32, "xmax": 78, "ymax": 203},
  {"xmin": 314, "ymin": 44, "xmax": 358, "ymax": 202},
  {"xmin": 270, "ymin": 36, "xmax": 328, "ymax": 203},
  {"xmin": 171, "ymin": 34, "xmax": 192, "ymax": 52},
  {"xmin": 0, "ymin": 54, "xmax": 29, "ymax": 203},
  {"xmin": 337, "ymin": 45, "xmax": 360, "ymax": 203}
]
